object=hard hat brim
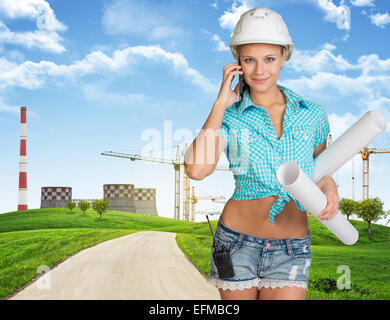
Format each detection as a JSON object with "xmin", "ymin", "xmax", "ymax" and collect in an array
[{"xmin": 230, "ymin": 41, "xmax": 293, "ymax": 61}]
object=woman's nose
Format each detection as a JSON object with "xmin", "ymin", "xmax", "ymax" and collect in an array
[{"xmin": 254, "ymin": 61, "xmax": 266, "ymax": 75}]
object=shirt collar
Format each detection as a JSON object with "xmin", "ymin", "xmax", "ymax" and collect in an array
[{"xmin": 236, "ymin": 84, "xmax": 307, "ymax": 116}]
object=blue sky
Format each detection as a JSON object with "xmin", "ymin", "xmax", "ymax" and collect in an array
[{"xmin": 1, "ymin": 0, "xmax": 390, "ymax": 225}]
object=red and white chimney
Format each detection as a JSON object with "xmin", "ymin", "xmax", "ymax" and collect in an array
[{"xmin": 18, "ymin": 106, "xmax": 28, "ymax": 211}]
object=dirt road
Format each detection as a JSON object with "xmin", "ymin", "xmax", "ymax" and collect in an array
[{"xmin": 10, "ymin": 231, "xmax": 220, "ymax": 300}]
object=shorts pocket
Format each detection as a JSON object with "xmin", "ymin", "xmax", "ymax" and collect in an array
[
  {"xmin": 213, "ymin": 234, "xmax": 241, "ymax": 256},
  {"xmin": 289, "ymin": 241, "xmax": 312, "ymax": 259}
]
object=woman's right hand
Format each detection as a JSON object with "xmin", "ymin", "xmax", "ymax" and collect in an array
[{"xmin": 215, "ymin": 62, "xmax": 244, "ymax": 110}]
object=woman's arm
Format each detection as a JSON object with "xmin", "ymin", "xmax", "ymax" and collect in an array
[
  {"xmin": 184, "ymin": 62, "xmax": 243, "ymax": 180},
  {"xmin": 313, "ymin": 141, "xmax": 339, "ymax": 221},
  {"xmin": 316, "ymin": 175, "xmax": 339, "ymax": 221},
  {"xmin": 183, "ymin": 102, "xmax": 227, "ymax": 180}
]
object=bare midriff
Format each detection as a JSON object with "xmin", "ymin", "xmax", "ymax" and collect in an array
[{"xmin": 220, "ymin": 197, "xmax": 309, "ymax": 239}]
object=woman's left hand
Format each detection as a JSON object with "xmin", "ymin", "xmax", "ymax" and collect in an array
[{"xmin": 315, "ymin": 176, "xmax": 339, "ymax": 221}]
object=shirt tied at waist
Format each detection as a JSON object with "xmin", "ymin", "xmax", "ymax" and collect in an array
[{"xmin": 268, "ymin": 188, "xmax": 306, "ymax": 225}]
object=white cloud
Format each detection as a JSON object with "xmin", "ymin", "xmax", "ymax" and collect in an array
[
  {"xmin": 281, "ymin": 43, "xmax": 390, "ymax": 139},
  {"xmin": 287, "ymin": 43, "xmax": 390, "ymax": 76},
  {"xmin": 218, "ymin": 0, "xmax": 251, "ymax": 31},
  {"xmin": 102, "ymin": 0, "xmax": 184, "ymax": 40},
  {"xmin": 317, "ymin": 0, "xmax": 351, "ymax": 30},
  {"xmin": 0, "ymin": 97, "xmax": 19, "ymax": 114},
  {"xmin": 0, "ymin": 45, "xmax": 217, "ymax": 94},
  {"xmin": 287, "ymin": 43, "xmax": 356, "ymax": 74},
  {"xmin": 210, "ymin": 1, "xmax": 218, "ymax": 10},
  {"xmin": 201, "ymin": 29, "xmax": 230, "ymax": 52},
  {"xmin": 328, "ymin": 112, "xmax": 359, "ymax": 139},
  {"xmin": 349, "ymin": 0, "xmax": 375, "ymax": 6},
  {"xmin": 211, "ymin": 34, "xmax": 230, "ymax": 52},
  {"xmin": 370, "ymin": 12, "xmax": 390, "ymax": 28},
  {"xmin": 283, "ymin": 71, "xmax": 390, "ymax": 99},
  {"xmin": 0, "ymin": 0, "xmax": 67, "ymax": 53},
  {"xmin": 0, "ymin": 56, "xmax": 18, "ymax": 73},
  {"xmin": 0, "ymin": 97, "xmax": 39, "ymax": 118},
  {"xmin": 356, "ymin": 53, "xmax": 390, "ymax": 76}
]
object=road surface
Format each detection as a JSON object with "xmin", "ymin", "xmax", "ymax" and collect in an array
[{"xmin": 10, "ymin": 231, "xmax": 220, "ymax": 300}]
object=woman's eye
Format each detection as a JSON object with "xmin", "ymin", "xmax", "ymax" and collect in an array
[
  {"xmin": 266, "ymin": 57, "xmax": 275, "ymax": 62},
  {"xmin": 244, "ymin": 58, "xmax": 254, "ymax": 63}
]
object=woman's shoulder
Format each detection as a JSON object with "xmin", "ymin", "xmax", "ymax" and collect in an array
[
  {"xmin": 222, "ymin": 100, "xmax": 240, "ymax": 122},
  {"xmin": 279, "ymin": 84, "xmax": 325, "ymax": 113},
  {"xmin": 299, "ymin": 99, "xmax": 327, "ymax": 119}
]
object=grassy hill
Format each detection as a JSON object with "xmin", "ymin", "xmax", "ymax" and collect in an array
[{"xmin": 0, "ymin": 208, "xmax": 389, "ymax": 299}]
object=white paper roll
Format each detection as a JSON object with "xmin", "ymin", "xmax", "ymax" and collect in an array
[
  {"xmin": 312, "ymin": 110, "xmax": 387, "ymax": 183},
  {"xmin": 277, "ymin": 162, "xmax": 359, "ymax": 245}
]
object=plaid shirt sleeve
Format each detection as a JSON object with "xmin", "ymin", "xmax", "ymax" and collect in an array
[
  {"xmin": 220, "ymin": 122, "xmax": 230, "ymax": 156},
  {"xmin": 314, "ymin": 105, "xmax": 330, "ymax": 147}
]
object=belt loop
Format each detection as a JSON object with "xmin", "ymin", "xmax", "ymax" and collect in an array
[
  {"xmin": 286, "ymin": 239, "xmax": 294, "ymax": 257},
  {"xmin": 234, "ymin": 233, "xmax": 245, "ymax": 251},
  {"xmin": 237, "ymin": 233, "xmax": 244, "ymax": 245}
]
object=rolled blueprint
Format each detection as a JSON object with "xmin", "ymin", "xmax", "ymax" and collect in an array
[
  {"xmin": 277, "ymin": 162, "xmax": 359, "ymax": 245},
  {"xmin": 312, "ymin": 110, "xmax": 387, "ymax": 183}
]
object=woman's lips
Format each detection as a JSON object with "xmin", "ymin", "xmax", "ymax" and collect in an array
[{"xmin": 253, "ymin": 78, "xmax": 269, "ymax": 83}]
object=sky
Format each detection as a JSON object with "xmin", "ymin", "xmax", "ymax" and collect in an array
[{"xmin": 0, "ymin": 0, "xmax": 390, "ymax": 226}]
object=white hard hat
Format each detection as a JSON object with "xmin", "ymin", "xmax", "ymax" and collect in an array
[{"xmin": 229, "ymin": 7, "xmax": 294, "ymax": 61}]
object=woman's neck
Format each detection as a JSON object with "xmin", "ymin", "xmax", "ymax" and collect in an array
[{"xmin": 249, "ymin": 84, "xmax": 286, "ymax": 109}]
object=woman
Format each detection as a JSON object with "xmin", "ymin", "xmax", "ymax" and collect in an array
[{"xmin": 184, "ymin": 7, "xmax": 339, "ymax": 300}]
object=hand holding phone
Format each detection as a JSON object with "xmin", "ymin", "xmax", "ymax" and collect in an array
[{"xmin": 216, "ymin": 61, "xmax": 244, "ymax": 109}]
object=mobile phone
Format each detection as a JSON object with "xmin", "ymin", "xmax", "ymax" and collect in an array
[{"xmin": 238, "ymin": 59, "xmax": 244, "ymax": 101}]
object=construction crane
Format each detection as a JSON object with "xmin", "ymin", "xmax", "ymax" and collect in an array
[
  {"xmin": 101, "ymin": 143, "xmax": 230, "ymax": 220},
  {"xmin": 189, "ymin": 186, "xmax": 226, "ymax": 221},
  {"xmin": 327, "ymin": 134, "xmax": 390, "ymax": 200},
  {"xmin": 360, "ymin": 146, "xmax": 390, "ymax": 200}
]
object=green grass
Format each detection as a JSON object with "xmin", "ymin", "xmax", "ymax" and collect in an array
[
  {"xmin": 0, "ymin": 208, "xmax": 389, "ymax": 299},
  {"xmin": 0, "ymin": 228, "xmax": 136, "ymax": 298}
]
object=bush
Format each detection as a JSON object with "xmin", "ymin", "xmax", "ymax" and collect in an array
[
  {"xmin": 78, "ymin": 201, "xmax": 90, "ymax": 216},
  {"xmin": 91, "ymin": 199, "xmax": 109, "ymax": 221},
  {"xmin": 66, "ymin": 201, "xmax": 76, "ymax": 213},
  {"xmin": 310, "ymin": 278, "xmax": 338, "ymax": 293}
]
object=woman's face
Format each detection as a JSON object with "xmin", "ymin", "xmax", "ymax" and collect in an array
[{"xmin": 238, "ymin": 43, "xmax": 286, "ymax": 93}]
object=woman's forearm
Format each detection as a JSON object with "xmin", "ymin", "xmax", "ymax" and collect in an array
[
  {"xmin": 317, "ymin": 175, "xmax": 337, "ymax": 193},
  {"xmin": 184, "ymin": 100, "xmax": 227, "ymax": 180}
]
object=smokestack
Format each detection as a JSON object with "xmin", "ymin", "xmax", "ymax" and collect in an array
[{"xmin": 18, "ymin": 106, "xmax": 28, "ymax": 211}]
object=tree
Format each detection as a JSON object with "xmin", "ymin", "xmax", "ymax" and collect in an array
[
  {"xmin": 92, "ymin": 199, "xmax": 109, "ymax": 221},
  {"xmin": 78, "ymin": 201, "xmax": 90, "ymax": 216},
  {"xmin": 67, "ymin": 201, "xmax": 76, "ymax": 213},
  {"xmin": 338, "ymin": 198, "xmax": 357, "ymax": 221},
  {"xmin": 355, "ymin": 197, "xmax": 385, "ymax": 234}
]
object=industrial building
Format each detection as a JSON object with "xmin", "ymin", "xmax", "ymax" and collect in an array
[
  {"xmin": 40, "ymin": 187, "xmax": 72, "ymax": 208},
  {"xmin": 39, "ymin": 184, "xmax": 158, "ymax": 216},
  {"xmin": 133, "ymin": 188, "xmax": 158, "ymax": 215},
  {"xmin": 103, "ymin": 184, "xmax": 158, "ymax": 216}
]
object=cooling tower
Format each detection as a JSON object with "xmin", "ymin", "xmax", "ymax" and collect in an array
[
  {"xmin": 103, "ymin": 184, "xmax": 136, "ymax": 213},
  {"xmin": 41, "ymin": 187, "xmax": 72, "ymax": 208},
  {"xmin": 133, "ymin": 188, "xmax": 158, "ymax": 216}
]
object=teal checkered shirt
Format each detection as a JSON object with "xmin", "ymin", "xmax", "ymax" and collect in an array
[{"xmin": 220, "ymin": 84, "xmax": 330, "ymax": 225}]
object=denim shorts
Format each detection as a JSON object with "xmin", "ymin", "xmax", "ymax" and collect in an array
[{"xmin": 208, "ymin": 218, "xmax": 312, "ymax": 291}]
